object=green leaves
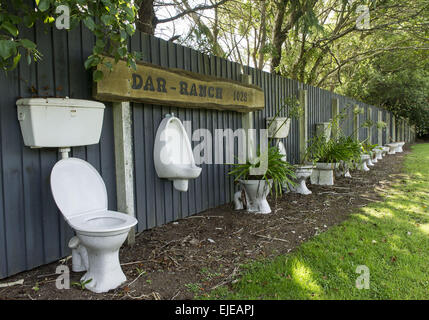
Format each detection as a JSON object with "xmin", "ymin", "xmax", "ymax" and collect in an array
[
  {"xmin": 229, "ymin": 146, "xmax": 296, "ymax": 198},
  {"xmin": 19, "ymin": 39, "xmax": 37, "ymax": 50},
  {"xmin": 0, "ymin": 0, "xmax": 140, "ymax": 78},
  {"xmin": 0, "ymin": 40, "xmax": 17, "ymax": 60},
  {"xmin": 1, "ymin": 21, "xmax": 19, "ymax": 37},
  {"xmin": 83, "ymin": 17, "xmax": 96, "ymax": 31},
  {"xmin": 93, "ymin": 70, "xmax": 104, "ymax": 82},
  {"xmin": 37, "ymin": 0, "xmax": 51, "ymax": 12},
  {"xmin": 84, "ymin": 55, "xmax": 101, "ymax": 70}
]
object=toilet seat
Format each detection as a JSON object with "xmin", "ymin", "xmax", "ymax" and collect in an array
[
  {"xmin": 50, "ymin": 158, "xmax": 137, "ymax": 233},
  {"xmin": 68, "ymin": 210, "xmax": 137, "ymax": 236}
]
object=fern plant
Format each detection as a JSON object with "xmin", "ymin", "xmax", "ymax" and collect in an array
[
  {"xmin": 229, "ymin": 146, "xmax": 296, "ymax": 198},
  {"xmin": 307, "ymin": 135, "xmax": 362, "ymax": 164}
]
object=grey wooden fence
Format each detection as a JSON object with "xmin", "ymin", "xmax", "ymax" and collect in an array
[{"xmin": 0, "ymin": 22, "xmax": 406, "ymax": 279}]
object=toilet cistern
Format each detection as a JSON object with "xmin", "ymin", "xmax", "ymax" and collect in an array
[
  {"xmin": 16, "ymin": 97, "xmax": 106, "ymax": 159},
  {"xmin": 154, "ymin": 114, "xmax": 202, "ymax": 192}
]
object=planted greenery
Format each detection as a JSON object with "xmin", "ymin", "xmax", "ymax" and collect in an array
[
  {"xmin": 229, "ymin": 146, "xmax": 296, "ymax": 198},
  {"xmin": 0, "ymin": 0, "xmax": 140, "ymax": 80},
  {"xmin": 302, "ymin": 106, "xmax": 375, "ymax": 166},
  {"xmin": 306, "ymin": 135, "xmax": 361, "ymax": 164},
  {"xmin": 376, "ymin": 121, "xmax": 387, "ymax": 129},
  {"xmin": 360, "ymin": 141, "xmax": 378, "ymax": 155}
]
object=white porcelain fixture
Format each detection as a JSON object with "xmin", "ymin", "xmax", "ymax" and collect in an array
[
  {"xmin": 17, "ymin": 98, "xmax": 105, "ymax": 148},
  {"xmin": 289, "ymin": 165, "xmax": 314, "ymax": 195},
  {"xmin": 239, "ymin": 179, "xmax": 272, "ymax": 214},
  {"xmin": 397, "ymin": 142, "xmax": 405, "ymax": 152},
  {"xmin": 310, "ymin": 163, "xmax": 338, "ymax": 186},
  {"xmin": 277, "ymin": 141, "xmax": 287, "ymax": 162},
  {"xmin": 381, "ymin": 146, "xmax": 390, "ymax": 156},
  {"xmin": 359, "ymin": 154, "xmax": 370, "ymax": 171},
  {"xmin": 50, "ymin": 158, "xmax": 137, "ymax": 293},
  {"xmin": 154, "ymin": 114, "xmax": 202, "ymax": 192},
  {"xmin": 367, "ymin": 154, "xmax": 375, "ymax": 166},
  {"xmin": 385, "ymin": 143, "xmax": 398, "ymax": 155},
  {"xmin": 336, "ymin": 161, "xmax": 351, "ymax": 178},
  {"xmin": 276, "ymin": 141, "xmax": 290, "ymax": 191},
  {"xmin": 234, "ymin": 190, "xmax": 245, "ymax": 210},
  {"xmin": 371, "ymin": 152, "xmax": 378, "ymax": 163},
  {"xmin": 373, "ymin": 147, "xmax": 383, "ymax": 160},
  {"xmin": 266, "ymin": 117, "xmax": 291, "ymax": 138}
]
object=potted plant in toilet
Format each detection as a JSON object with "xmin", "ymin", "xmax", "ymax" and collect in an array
[
  {"xmin": 265, "ymin": 97, "xmax": 313, "ymax": 195},
  {"xmin": 306, "ymin": 134, "xmax": 361, "ymax": 186},
  {"xmin": 361, "ymin": 141, "xmax": 377, "ymax": 167},
  {"xmin": 229, "ymin": 146, "xmax": 296, "ymax": 214}
]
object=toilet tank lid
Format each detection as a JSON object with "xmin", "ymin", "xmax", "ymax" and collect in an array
[{"xmin": 16, "ymin": 98, "xmax": 105, "ymax": 109}]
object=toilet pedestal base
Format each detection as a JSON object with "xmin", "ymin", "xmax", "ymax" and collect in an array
[
  {"xmin": 288, "ymin": 179, "xmax": 312, "ymax": 195},
  {"xmin": 359, "ymin": 161, "xmax": 370, "ymax": 171},
  {"xmin": 80, "ymin": 249, "xmax": 126, "ymax": 293},
  {"xmin": 287, "ymin": 166, "xmax": 313, "ymax": 195},
  {"xmin": 310, "ymin": 168, "xmax": 334, "ymax": 186},
  {"xmin": 76, "ymin": 231, "xmax": 129, "ymax": 293}
]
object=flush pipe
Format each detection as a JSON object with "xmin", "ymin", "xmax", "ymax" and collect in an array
[{"xmin": 59, "ymin": 147, "xmax": 71, "ymax": 159}]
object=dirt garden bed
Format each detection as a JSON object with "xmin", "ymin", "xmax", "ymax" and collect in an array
[{"xmin": 0, "ymin": 146, "xmax": 410, "ymax": 300}]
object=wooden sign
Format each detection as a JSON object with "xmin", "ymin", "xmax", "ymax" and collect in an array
[{"xmin": 93, "ymin": 57, "xmax": 264, "ymax": 112}]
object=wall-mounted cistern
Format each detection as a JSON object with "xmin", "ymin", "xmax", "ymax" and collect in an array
[{"xmin": 16, "ymin": 97, "xmax": 105, "ymax": 159}]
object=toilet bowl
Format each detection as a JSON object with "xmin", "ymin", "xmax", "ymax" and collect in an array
[
  {"xmin": 359, "ymin": 154, "xmax": 370, "ymax": 171},
  {"xmin": 385, "ymin": 143, "xmax": 398, "ymax": 154},
  {"xmin": 50, "ymin": 158, "xmax": 137, "ymax": 293},
  {"xmin": 154, "ymin": 114, "xmax": 202, "ymax": 192}
]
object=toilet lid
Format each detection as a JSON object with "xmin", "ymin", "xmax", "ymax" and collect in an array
[{"xmin": 50, "ymin": 158, "xmax": 108, "ymax": 219}]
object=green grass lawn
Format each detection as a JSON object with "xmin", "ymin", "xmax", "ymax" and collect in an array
[{"xmin": 205, "ymin": 144, "xmax": 429, "ymax": 300}]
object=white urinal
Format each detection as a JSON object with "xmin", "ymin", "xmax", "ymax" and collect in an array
[{"xmin": 154, "ymin": 114, "xmax": 202, "ymax": 192}]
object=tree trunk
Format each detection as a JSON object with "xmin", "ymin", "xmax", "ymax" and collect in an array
[
  {"xmin": 270, "ymin": 0, "xmax": 287, "ymax": 74},
  {"xmin": 257, "ymin": 0, "xmax": 267, "ymax": 69},
  {"xmin": 136, "ymin": 0, "xmax": 158, "ymax": 35}
]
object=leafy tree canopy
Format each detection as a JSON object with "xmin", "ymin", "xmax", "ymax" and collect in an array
[{"xmin": 0, "ymin": 0, "xmax": 140, "ymax": 80}]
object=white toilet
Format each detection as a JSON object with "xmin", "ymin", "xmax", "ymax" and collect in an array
[
  {"xmin": 50, "ymin": 158, "xmax": 137, "ymax": 293},
  {"xmin": 154, "ymin": 114, "xmax": 202, "ymax": 192}
]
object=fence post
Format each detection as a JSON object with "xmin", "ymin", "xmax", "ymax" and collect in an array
[
  {"xmin": 392, "ymin": 116, "xmax": 396, "ymax": 142},
  {"xmin": 113, "ymin": 101, "xmax": 136, "ymax": 245},
  {"xmin": 367, "ymin": 107, "xmax": 373, "ymax": 144},
  {"xmin": 331, "ymin": 98, "xmax": 340, "ymax": 140},
  {"xmin": 353, "ymin": 105, "xmax": 360, "ymax": 141},
  {"xmin": 399, "ymin": 118, "xmax": 401, "ymax": 141},
  {"xmin": 240, "ymin": 72, "xmax": 255, "ymax": 161},
  {"xmin": 377, "ymin": 110, "xmax": 383, "ymax": 146},
  {"xmin": 386, "ymin": 112, "xmax": 390, "ymax": 143},
  {"xmin": 299, "ymin": 89, "xmax": 308, "ymax": 162},
  {"xmin": 399, "ymin": 119, "xmax": 402, "ymax": 141}
]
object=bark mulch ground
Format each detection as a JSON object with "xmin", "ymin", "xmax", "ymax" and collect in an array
[{"xmin": 0, "ymin": 145, "xmax": 410, "ymax": 300}]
